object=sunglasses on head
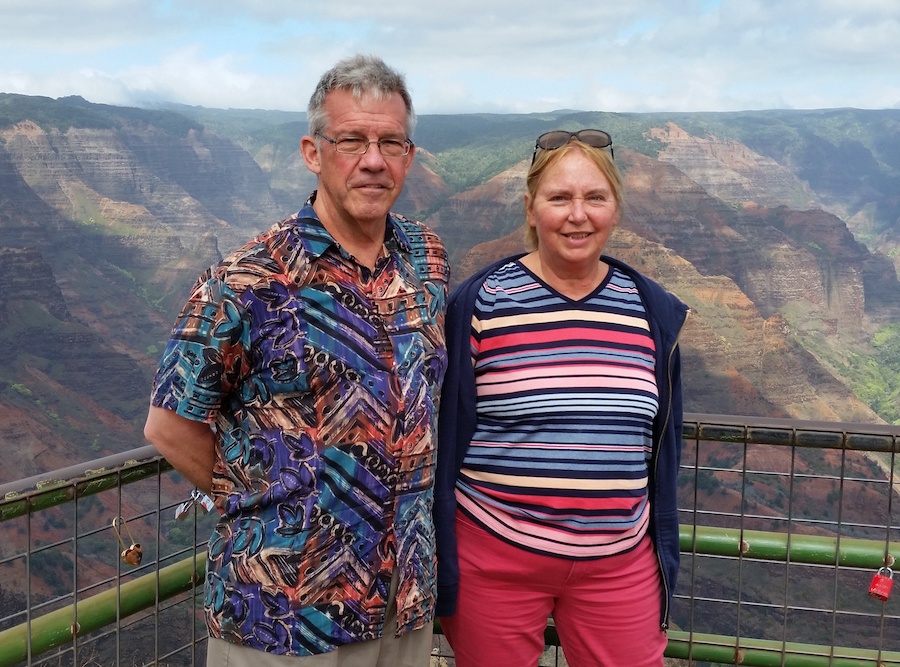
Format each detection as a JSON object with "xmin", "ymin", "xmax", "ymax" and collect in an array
[{"xmin": 531, "ymin": 129, "xmax": 614, "ymax": 164}]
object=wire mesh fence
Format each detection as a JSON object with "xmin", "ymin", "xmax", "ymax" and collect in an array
[{"xmin": 1, "ymin": 414, "xmax": 898, "ymax": 666}]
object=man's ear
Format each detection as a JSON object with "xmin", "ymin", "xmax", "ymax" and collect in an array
[{"xmin": 300, "ymin": 135, "xmax": 322, "ymax": 175}]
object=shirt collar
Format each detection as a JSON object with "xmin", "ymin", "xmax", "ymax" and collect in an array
[{"xmin": 295, "ymin": 191, "xmax": 413, "ymax": 259}]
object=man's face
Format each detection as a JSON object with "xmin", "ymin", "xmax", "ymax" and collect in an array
[{"xmin": 301, "ymin": 89, "xmax": 414, "ymax": 234}]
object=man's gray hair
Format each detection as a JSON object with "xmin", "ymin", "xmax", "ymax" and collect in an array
[{"xmin": 307, "ymin": 54, "xmax": 416, "ymax": 139}]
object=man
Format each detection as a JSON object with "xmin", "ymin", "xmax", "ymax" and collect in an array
[{"xmin": 144, "ymin": 54, "xmax": 449, "ymax": 666}]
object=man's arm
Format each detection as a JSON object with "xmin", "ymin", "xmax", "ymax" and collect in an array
[{"xmin": 144, "ymin": 406, "xmax": 216, "ymax": 494}]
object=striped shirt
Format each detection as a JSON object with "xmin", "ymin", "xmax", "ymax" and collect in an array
[{"xmin": 456, "ymin": 260, "xmax": 658, "ymax": 558}]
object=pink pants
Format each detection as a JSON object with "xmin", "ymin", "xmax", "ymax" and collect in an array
[{"xmin": 440, "ymin": 511, "xmax": 667, "ymax": 667}]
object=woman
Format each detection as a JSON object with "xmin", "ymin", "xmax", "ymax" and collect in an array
[{"xmin": 435, "ymin": 129, "xmax": 688, "ymax": 666}]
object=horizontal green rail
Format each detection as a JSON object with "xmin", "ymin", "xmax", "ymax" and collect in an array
[
  {"xmin": 5, "ymin": 550, "xmax": 897, "ymax": 667},
  {"xmin": 4, "ymin": 522, "xmax": 896, "ymax": 666},
  {"xmin": 0, "ymin": 553, "xmax": 204, "ymax": 667},
  {"xmin": 665, "ymin": 630, "xmax": 900, "ymax": 666},
  {"xmin": 683, "ymin": 525, "xmax": 897, "ymax": 569}
]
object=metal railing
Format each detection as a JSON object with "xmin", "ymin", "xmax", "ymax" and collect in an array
[
  {"xmin": 0, "ymin": 414, "xmax": 898, "ymax": 666},
  {"xmin": 0, "ymin": 448, "xmax": 214, "ymax": 666},
  {"xmin": 672, "ymin": 414, "xmax": 900, "ymax": 666}
]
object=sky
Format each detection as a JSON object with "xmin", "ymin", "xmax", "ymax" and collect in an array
[{"xmin": 1, "ymin": 0, "xmax": 898, "ymax": 116}]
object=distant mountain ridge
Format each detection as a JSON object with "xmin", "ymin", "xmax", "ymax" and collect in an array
[{"xmin": 1, "ymin": 93, "xmax": 899, "ymax": 481}]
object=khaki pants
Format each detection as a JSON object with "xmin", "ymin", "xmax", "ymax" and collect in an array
[{"xmin": 206, "ymin": 573, "xmax": 432, "ymax": 667}]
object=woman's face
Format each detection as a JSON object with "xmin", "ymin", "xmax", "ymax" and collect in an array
[{"xmin": 526, "ymin": 149, "xmax": 619, "ymax": 274}]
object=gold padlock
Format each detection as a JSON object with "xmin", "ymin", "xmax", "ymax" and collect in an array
[
  {"xmin": 111, "ymin": 517, "xmax": 142, "ymax": 567},
  {"xmin": 121, "ymin": 543, "xmax": 143, "ymax": 566}
]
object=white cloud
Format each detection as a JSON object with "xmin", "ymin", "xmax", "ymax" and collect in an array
[{"xmin": 0, "ymin": 0, "xmax": 897, "ymax": 113}]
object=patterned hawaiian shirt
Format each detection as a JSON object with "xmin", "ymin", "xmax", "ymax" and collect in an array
[{"xmin": 150, "ymin": 194, "xmax": 448, "ymax": 655}]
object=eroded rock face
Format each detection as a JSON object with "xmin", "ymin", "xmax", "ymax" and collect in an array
[
  {"xmin": 0, "ymin": 247, "xmax": 70, "ymax": 322},
  {"xmin": 1, "ymin": 121, "xmax": 282, "ymax": 252},
  {"xmin": 394, "ymin": 149, "xmax": 452, "ymax": 219},
  {"xmin": 622, "ymin": 150, "xmax": 900, "ymax": 333},
  {"xmin": 1, "ymin": 101, "xmax": 899, "ymax": 480},
  {"xmin": 0, "ymin": 115, "xmax": 283, "ymax": 481},
  {"xmin": 650, "ymin": 122, "xmax": 816, "ymax": 210},
  {"xmin": 426, "ymin": 159, "xmax": 530, "ymax": 264}
]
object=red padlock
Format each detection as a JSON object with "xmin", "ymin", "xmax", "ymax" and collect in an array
[{"xmin": 868, "ymin": 567, "xmax": 894, "ymax": 602}]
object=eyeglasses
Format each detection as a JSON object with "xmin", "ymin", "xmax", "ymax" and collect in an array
[
  {"xmin": 531, "ymin": 129, "xmax": 614, "ymax": 164},
  {"xmin": 316, "ymin": 131, "xmax": 412, "ymax": 157}
]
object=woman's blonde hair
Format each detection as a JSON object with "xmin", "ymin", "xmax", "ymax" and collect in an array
[{"xmin": 524, "ymin": 140, "xmax": 623, "ymax": 250}]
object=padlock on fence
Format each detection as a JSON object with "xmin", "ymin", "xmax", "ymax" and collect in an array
[
  {"xmin": 868, "ymin": 567, "xmax": 893, "ymax": 602},
  {"xmin": 111, "ymin": 517, "xmax": 143, "ymax": 567},
  {"xmin": 174, "ymin": 489, "xmax": 216, "ymax": 520}
]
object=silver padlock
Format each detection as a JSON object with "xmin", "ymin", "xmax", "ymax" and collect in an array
[
  {"xmin": 175, "ymin": 489, "xmax": 216, "ymax": 520},
  {"xmin": 174, "ymin": 498, "xmax": 194, "ymax": 521},
  {"xmin": 192, "ymin": 489, "xmax": 216, "ymax": 513}
]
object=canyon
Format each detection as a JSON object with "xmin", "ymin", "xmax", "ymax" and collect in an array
[{"xmin": 0, "ymin": 95, "xmax": 899, "ymax": 482}]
